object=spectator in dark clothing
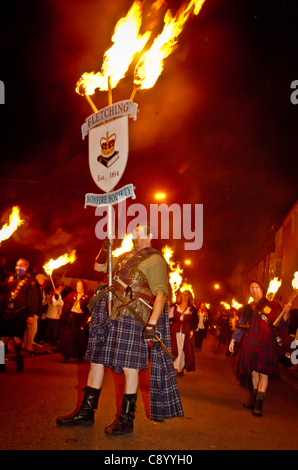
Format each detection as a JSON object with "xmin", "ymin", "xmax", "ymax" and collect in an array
[{"xmin": 0, "ymin": 258, "xmax": 39, "ymax": 372}]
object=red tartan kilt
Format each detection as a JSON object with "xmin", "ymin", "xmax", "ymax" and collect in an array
[{"xmin": 237, "ymin": 315, "xmax": 280, "ymax": 379}]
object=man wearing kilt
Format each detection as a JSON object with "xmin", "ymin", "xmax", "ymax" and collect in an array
[
  {"xmin": 229, "ymin": 280, "xmax": 291, "ymax": 418},
  {"xmin": 57, "ymin": 224, "xmax": 183, "ymax": 434}
]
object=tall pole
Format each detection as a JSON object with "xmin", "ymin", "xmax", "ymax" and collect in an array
[
  {"xmin": 107, "ymin": 75, "xmax": 113, "ymax": 315},
  {"xmin": 108, "ymin": 76, "xmax": 113, "ymax": 106},
  {"xmin": 108, "ymin": 205, "xmax": 114, "ymax": 315}
]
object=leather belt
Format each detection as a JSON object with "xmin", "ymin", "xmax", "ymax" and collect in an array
[
  {"xmin": 115, "ymin": 280, "xmax": 152, "ymax": 303},
  {"xmin": 123, "ymin": 279, "xmax": 150, "ymax": 289}
]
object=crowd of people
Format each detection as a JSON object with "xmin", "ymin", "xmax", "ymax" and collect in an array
[
  {"xmin": 1, "ymin": 245, "xmax": 297, "ymax": 424},
  {"xmin": 0, "ymin": 256, "xmax": 94, "ymax": 373},
  {"xmin": 0, "ymin": 254, "xmax": 241, "ymax": 377},
  {"xmin": 168, "ymin": 297, "xmax": 243, "ymax": 376}
]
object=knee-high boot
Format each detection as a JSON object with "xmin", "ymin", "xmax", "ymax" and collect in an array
[
  {"xmin": 105, "ymin": 393, "xmax": 137, "ymax": 436},
  {"xmin": 56, "ymin": 386, "xmax": 101, "ymax": 427},
  {"xmin": 253, "ymin": 391, "xmax": 266, "ymax": 418}
]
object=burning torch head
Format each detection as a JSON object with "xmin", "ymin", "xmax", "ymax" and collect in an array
[
  {"xmin": 77, "ymin": 82, "xmax": 87, "ymax": 97},
  {"xmin": 292, "ymin": 272, "xmax": 298, "ymax": 291}
]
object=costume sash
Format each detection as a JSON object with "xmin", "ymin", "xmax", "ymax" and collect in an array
[{"xmin": 117, "ymin": 247, "xmax": 163, "ymax": 281}]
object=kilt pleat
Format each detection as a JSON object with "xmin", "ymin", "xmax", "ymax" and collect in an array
[
  {"xmin": 86, "ymin": 294, "xmax": 149, "ymax": 373},
  {"xmin": 237, "ymin": 315, "xmax": 280, "ymax": 379}
]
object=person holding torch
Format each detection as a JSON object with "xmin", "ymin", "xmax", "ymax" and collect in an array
[
  {"xmin": 0, "ymin": 258, "xmax": 38, "ymax": 372},
  {"xmin": 229, "ymin": 280, "xmax": 291, "ymax": 418},
  {"xmin": 57, "ymin": 224, "xmax": 183, "ymax": 434}
]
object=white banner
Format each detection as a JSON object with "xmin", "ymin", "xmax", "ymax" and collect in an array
[
  {"xmin": 81, "ymin": 100, "xmax": 138, "ymax": 140},
  {"xmin": 85, "ymin": 184, "xmax": 136, "ymax": 208},
  {"xmin": 89, "ymin": 115, "xmax": 130, "ymax": 193}
]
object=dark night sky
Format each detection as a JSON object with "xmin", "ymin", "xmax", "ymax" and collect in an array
[{"xmin": 1, "ymin": 0, "xmax": 298, "ymax": 303}]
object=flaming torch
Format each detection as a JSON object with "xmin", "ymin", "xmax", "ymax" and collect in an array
[
  {"xmin": 76, "ymin": 0, "xmax": 206, "ymax": 107},
  {"xmin": 132, "ymin": 0, "xmax": 206, "ymax": 97},
  {"xmin": 43, "ymin": 250, "xmax": 76, "ymax": 291},
  {"xmin": 169, "ymin": 266, "xmax": 183, "ymax": 303},
  {"xmin": 220, "ymin": 301, "xmax": 230, "ymax": 310},
  {"xmin": 266, "ymin": 277, "xmax": 282, "ymax": 301},
  {"xmin": 162, "ymin": 245, "xmax": 175, "ymax": 269},
  {"xmin": 162, "ymin": 246, "xmax": 183, "ymax": 302},
  {"xmin": 76, "ymin": 1, "xmax": 151, "ymax": 109},
  {"xmin": 273, "ymin": 272, "xmax": 298, "ymax": 327},
  {"xmin": 231, "ymin": 299, "xmax": 243, "ymax": 310},
  {"xmin": 0, "ymin": 206, "xmax": 24, "ymax": 245},
  {"xmin": 112, "ymin": 234, "xmax": 134, "ymax": 257}
]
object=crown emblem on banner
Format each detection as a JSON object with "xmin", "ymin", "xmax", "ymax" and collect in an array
[{"xmin": 100, "ymin": 131, "xmax": 116, "ymax": 157}]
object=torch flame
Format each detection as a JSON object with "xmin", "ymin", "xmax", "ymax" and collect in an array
[
  {"xmin": 220, "ymin": 301, "xmax": 230, "ymax": 310},
  {"xmin": 162, "ymin": 245, "xmax": 175, "ymax": 269},
  {"xmin": 76, "ymin": 1, "xmax": 151, "ymax": 95},
  {"xmin": 0, "ymin": 206, "xmax": 24, "ymax": 244},
  {"xmin": 169, "ymin": 266, "xmax": 183, "ymax": 299},
  {"xmin": 292, "ymin": 272, "xmax": 298, "ymax": 291},
  {"xmin": 231, "ymin": 298, "xmax": 243, "ymax": 310},
  {"xmin": 266, "ymin": 277, "xmax": 282, "ymax": 301},
  {"xmin": 162, "ymin": 245, "xmax": 197, "ymax": 302},
  {"xmin": 162, "ymin": 245, "xmax": 183, "ymax": 302},
  {"xmin": 43, "ymin": 250, "xmax": 76, "ymax": 277},
  {"xmin": 180, "ymin": 282, "xmax": 195, "ymax": 299},
  {"xmin": 77, "ymin": 0, "xmax": 206, "ymax": 96},
  {"xmin": 112, "ymin": 234, "xmax": 134, "ymax": 257},
  {"xmin": 134, "ymin": 0, "xmax": 206, "ymax": 90}
]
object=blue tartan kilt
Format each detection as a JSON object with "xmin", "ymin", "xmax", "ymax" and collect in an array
[{"xmin": 85, "ymin": 295, "xmax": 150, "ymax": 374}]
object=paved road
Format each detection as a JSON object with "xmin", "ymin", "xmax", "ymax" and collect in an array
[{"xmin": 0, "ymin": 335, "xmax": 297, "ymax": 451}]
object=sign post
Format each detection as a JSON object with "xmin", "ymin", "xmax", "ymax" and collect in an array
[{"xmin": 82, "ymin": 96, "xmax": 138, "ymax": 313}]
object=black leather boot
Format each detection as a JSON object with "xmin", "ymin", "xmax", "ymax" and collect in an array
[
  {"xmin": 56, "ymin": 386, "xmax": 101, "ymax": 427},
  {"xmin": 105, "ymin": 393, "xmax": 137, "ymax": 436},
  {"xmin": 253, "ymin": 392, "xmax": 266, "ymax": 418}
]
